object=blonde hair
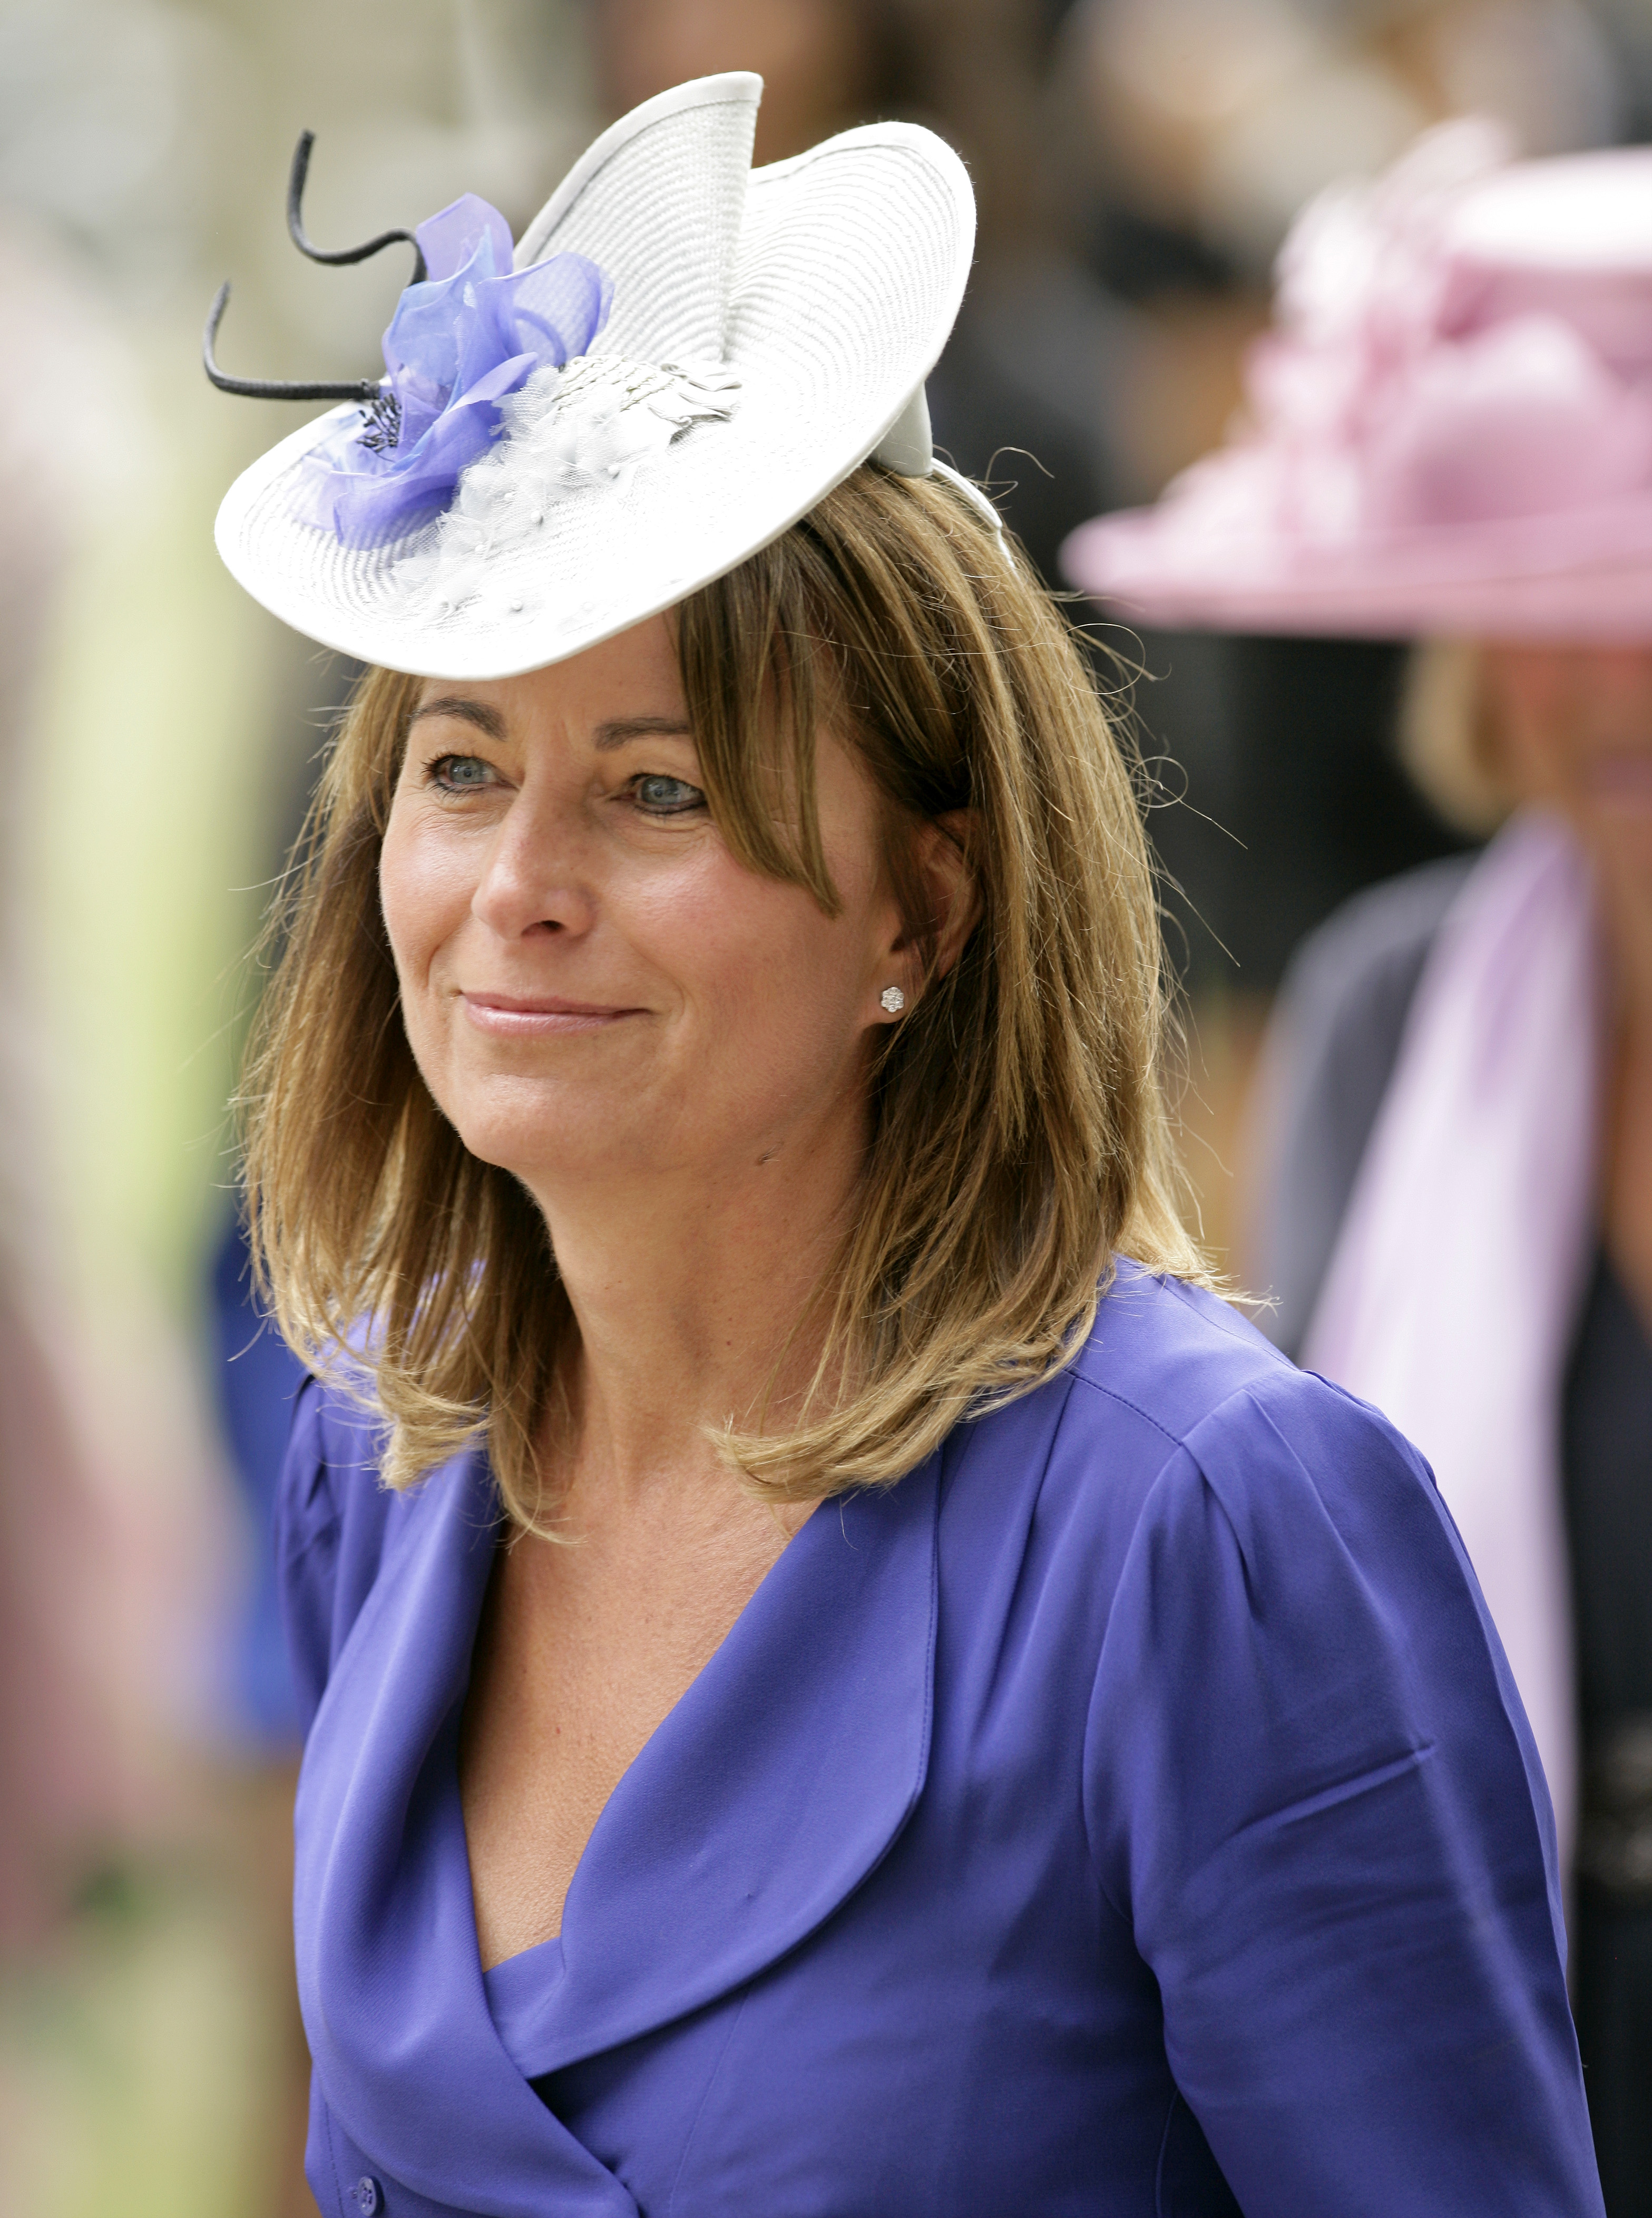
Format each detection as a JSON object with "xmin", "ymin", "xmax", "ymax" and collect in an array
[
  {"xmin": 1397, "ymin": 637, "xmax": 1511, "ymax": 839},
  {"xmin": 241, "ymin": 465, "xmax": 1206, "ymax": 1529}
]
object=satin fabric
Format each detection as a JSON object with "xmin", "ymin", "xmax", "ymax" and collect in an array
[
  {"xmin": 1303, "ymin": 812, "xmax": 1601, "ymax": 1868},
  {"xmin": 279, "ymin": 1263, "xmax": 1602, "ymax": 2216}
]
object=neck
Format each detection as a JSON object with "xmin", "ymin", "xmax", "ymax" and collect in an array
[{"xmin": 524, "ymin": 1110, "xmax": 866, "ymax": 1507}]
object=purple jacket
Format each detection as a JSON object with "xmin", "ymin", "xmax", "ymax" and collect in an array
[{"xmin": 278, "ymin": 1263, "xmax": 1602, "ymax": 2216}]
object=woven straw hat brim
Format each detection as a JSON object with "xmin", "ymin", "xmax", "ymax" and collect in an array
[{"xmin": 214, "ymin": 77, "xmax": 975, "ymax": 679}]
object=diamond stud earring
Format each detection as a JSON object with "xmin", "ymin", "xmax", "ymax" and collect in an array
[{"xmin": 879, "ymin": 986, "xmax": 906, "ymax": 1015}]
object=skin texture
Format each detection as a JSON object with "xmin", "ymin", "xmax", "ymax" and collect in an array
[
  {"xmin": 1482, "ymin": 642, "xmax": 1652, "ymax": 1329},
  {"xmin": 379, "ymin": 614, "xmax": 972, "ymax": 1968}
]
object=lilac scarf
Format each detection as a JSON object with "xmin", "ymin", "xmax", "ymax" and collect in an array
[{"xmin": 1303, "ymin": 811, "xmax": 1602, "ymax": 1867}]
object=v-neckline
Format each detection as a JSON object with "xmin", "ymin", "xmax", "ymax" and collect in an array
[
  {"xmin": 462, "ymin": 1491, "xmax": 822, "ymax": 1979},
  {"xmin": 294, "ymin": 1436, "xmax": 942, "ymax": 2210},
  {"xmin": 483, "ymin": 1933, "xmax": 567, "ymax": 2077}
]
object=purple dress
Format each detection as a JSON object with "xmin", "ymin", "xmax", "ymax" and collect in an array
[{"xmin": 278, "ymin": 1263, "xmax": 1602, "ymax": 2216}]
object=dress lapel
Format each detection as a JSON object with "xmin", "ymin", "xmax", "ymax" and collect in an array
[
  {"xmin": 514, "ymin": 1454, "xmax": 941, "ymax": 2077},
  {"xmin": 294, "ymin": 1438, "xmax": 941, "ymax": 2211},
  {"xmin": 296, "ymin": 1448, "xmax": 638, "ymax": 2216}
]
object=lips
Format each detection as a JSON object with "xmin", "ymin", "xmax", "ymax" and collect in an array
[{"xmin": 460, "ymin": 990, "xmax": 642, "ymax": 1037}]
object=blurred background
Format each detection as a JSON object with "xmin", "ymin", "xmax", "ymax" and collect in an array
[{"xmin": 0, "ymin": 1, "xmax": 1646, "ymax": 2211}]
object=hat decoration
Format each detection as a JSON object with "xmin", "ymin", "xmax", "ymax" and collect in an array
[
  {"xmin": 1062, "ymin": 121, "xmax": 1652, "ymax": 640},
  {"xmin": 291, "ymin": 196, "xmax": 614, "ymax": 549},
  {"xmin": 407, "ymin": 348, "xmax": 745, "ymax": 625},
  {"xmin": 209, "ymin": 76, "xmax": 980, "ymax": 680}
]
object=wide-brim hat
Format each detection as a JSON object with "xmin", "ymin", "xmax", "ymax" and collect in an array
[
  {"xmin": 1062, "ymin": 123, "xmax": 1652, "ymax": 642},
  {"xmin": 213, "ymin": 75, "xmax": 977, "ymax": 679}
]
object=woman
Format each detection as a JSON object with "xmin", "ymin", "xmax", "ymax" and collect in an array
[
  {"xmin": 1066, "ymin": 120, "xmax": 1652, "ymax": 2209},
  {"xmin": 211, "ymin": 78, "xmax": 1599, "ymax": 2214}
]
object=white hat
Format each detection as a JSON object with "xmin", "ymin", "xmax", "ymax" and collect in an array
[{"xmin": 211, "ymin": 74, "xmax": 979, "ymax": 679}]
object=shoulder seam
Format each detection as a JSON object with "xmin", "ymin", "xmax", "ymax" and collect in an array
[
  {"xmin": 1069, "ymin": 1360, "xmax": 1314, "ymax": 1462},
  {"xmin": 1066, "ymin": 1366, "xmax": 1181, "ymax": 1446}
]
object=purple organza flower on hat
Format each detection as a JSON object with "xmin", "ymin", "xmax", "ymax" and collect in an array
[{"xmin": 293, "ymin": 194, "xmax": 611, "ymax": 548}]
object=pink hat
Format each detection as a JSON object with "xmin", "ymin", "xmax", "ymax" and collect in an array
[{"xmin": 1062, "ymin": 123, "xmax": 1652, "ymax": 641}]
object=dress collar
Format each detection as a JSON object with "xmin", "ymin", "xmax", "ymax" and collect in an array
[{"xmin": 295, "ymin": 1442, "xmax": 941, "ymax": 2214}]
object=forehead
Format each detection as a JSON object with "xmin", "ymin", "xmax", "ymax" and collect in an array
[{"xmin": 412, "ymin": 614, "xmax": 686, "ymax": 732}]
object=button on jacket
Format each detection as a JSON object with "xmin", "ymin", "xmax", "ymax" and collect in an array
[{"xmin": 278, "ymin": 1263, "xmax": 1602, "ymax": 2216}]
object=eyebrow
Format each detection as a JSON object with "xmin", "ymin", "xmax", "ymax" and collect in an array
[
  {"xmin": 410, "ymin": 695, "xmax": 507, "ymax": 741},
  {"xmin": 591, "ymin": 715, "xmax": 695, "ymax": 753},
  {"xmin": 408, "ymin": 700, "xmax": 692, "ymax": 753}
]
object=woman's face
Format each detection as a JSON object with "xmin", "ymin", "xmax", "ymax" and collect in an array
[
  {"xmin": 1483, "ymin": 643, "xmax": 1652, "ymax": 898},
  {"xmin": 380, "ymin": 616, "xmax": 907, "ymax": 1199}
]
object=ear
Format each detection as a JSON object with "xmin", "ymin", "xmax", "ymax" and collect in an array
[
  {"xmin": 913, "ymin": 810, "xmax": 981, "ymax": 981},
  {"xmin": 873, "ymin": 808, "xmax": 979, "ymax": 1010}
]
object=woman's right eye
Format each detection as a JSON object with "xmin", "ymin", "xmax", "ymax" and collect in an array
[{"xmin": 429, "ymin": 754, "xmax": 496, "ymax": 793}]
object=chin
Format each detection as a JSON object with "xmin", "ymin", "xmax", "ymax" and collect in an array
[{"xmin": 451, "ymin": 1095, "xmax": 662, "ymax": 1186}]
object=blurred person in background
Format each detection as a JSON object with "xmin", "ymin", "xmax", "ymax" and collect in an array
[
  {"xmin": 1053, "ymin": 0, "xmax": 1627, "ymax": 306},
  {"xmin": 204, "ymin": 72, "xmax": 1603, "ymax": 2216},
  {"xmin": 1045, "ymin": 0, "xmax": 1646, "ymax": 1256},
  {"xmin": 0, "ymin": 218, "xmax": 125, "ymax": 1953},
  {"xmin": 1067, "ymin": 121, "xmax": 1652, "ymax": 2212}
]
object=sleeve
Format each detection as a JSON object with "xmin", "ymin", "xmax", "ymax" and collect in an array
[
  {"xmin": 273, "ymin": 1375, "xmax": 340, "ymax": 1739},
  {"xmin": 1083, "ymin": 1369, "xmax": 1603, "ymax": 2216},
  {"xmin": 209, "ymin": 1210, "xmax": 314, "ymax": 1746},
  {"xmin": 274, "ymin": 1374, "xmax": 393, "ymax": 1740}
]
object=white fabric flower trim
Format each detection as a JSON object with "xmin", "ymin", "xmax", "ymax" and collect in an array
[{"xmin": 413, "ymin": 354, "xmax": 742, "ymax": 617}]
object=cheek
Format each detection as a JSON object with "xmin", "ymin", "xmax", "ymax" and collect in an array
[
  {"xmin": 1491, "ymin": 667, "xmax": 1582, "ymax": 808},
  {"xmin": 642, "ymin": 858, "xmax": 870, "ymax": 1071},
  {"xmin": 379, "ymin": 808, "xmax": 474, "ymax": 994},
  {"xmin": 1507, "ymin": 728, "xmax": 1576, "ymax": 809}
]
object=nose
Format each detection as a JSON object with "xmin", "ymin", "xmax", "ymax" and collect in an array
[{"xmin": 469, "ymin": 785, "xmax": 597, "ymax": 942}]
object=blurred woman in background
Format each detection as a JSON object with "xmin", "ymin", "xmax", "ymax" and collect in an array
[
  {"xmin": 0, "ymin": 223, "xmax": 132, "ymax": 1950},
  {"xmin": 1068, "ymin": 121, "xmax": 1652, "ymax": 2211}
]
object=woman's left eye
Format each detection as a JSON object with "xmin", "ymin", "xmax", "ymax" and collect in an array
[{"xmin": 630, "ymin": 773, "xmax": 705, "ymax": 815}]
